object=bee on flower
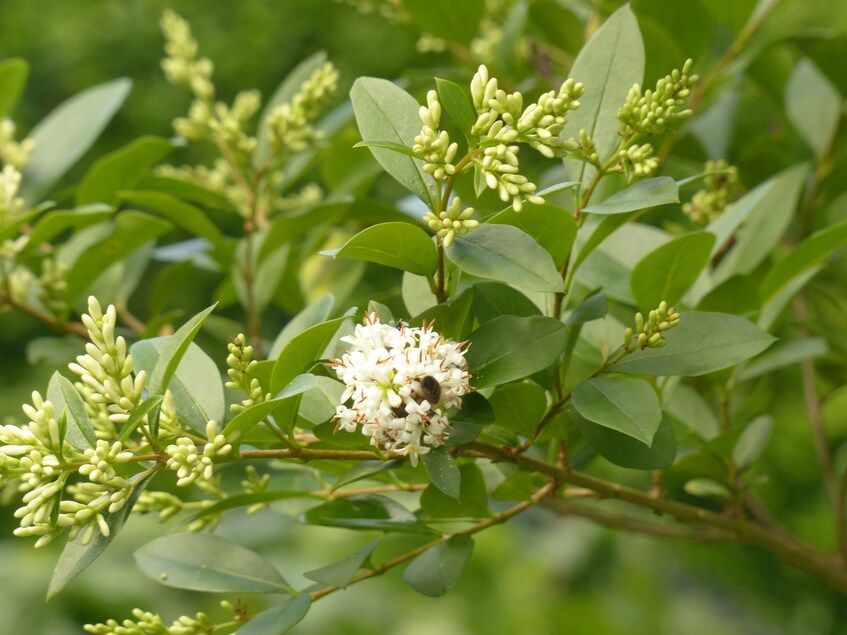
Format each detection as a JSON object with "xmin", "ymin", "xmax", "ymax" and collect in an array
[{"xmin": 328, "ymin": 314, "xmax": 472, "ymax": 466}]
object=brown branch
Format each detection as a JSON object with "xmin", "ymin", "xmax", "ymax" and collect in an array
[{"xmin": 0, "ymin": 294, "xmax": 89, "ymax": 338}]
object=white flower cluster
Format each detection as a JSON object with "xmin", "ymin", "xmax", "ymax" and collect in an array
[
  {"xmin": 329, "ymin": 314, "xmax": 472, "ymax": 465},
  {"xmin": 165, "ymin": 421, "xmax": 232, "ymax": 487},
  {"xmin": 85, "ymin": 607, "xmax": 216, "ymax": 635}
]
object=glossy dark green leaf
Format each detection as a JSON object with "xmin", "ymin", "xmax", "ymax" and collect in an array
[
  {"xmin": 22, "ymin": 78, "xmax": 132, "ymax": 202},
  {"xmin": 561, "ymin": 4, "xmax": 644, "ymax": 186},
  {"xmin": 447, "ymin": 224, "xmax": 563, "ymax": 292},
  {"xmin": 419, "ymin": 463, "xmax": 489, "ymax": 519},
  {"xmin": 402, "ymin": 535, "xmax": 474, "ymax": 597},
  {"xmin": 573, "ymin": 376, "xmax": 662, "ymax": 445},
  {"xmin": 570, "ymin": 405, "xmax": 677, "ymax": 469},
  {"xmin": 46, "ymin": 372, "xmax": 97, "ymax": 450},
  {"xmin": 488, "ymin": 382, "xmax": 547, "ymax": 436},
  {"xmin": 130, "ymin": 339, "xmax": 224, "ymax": 434},
  {"xmin": 255, "ymin": 50, "xmax": 329, "ymax": 165},
  {"xmin": 120, "ymin": 190, "xmax": 228, "ymax": 252},
  {"xmin": 402, "ymin": 0, "xmax": 485, "ymax": 45},
  {"xmin": 488, "ymin": 203, "xmax": 577, "ymax": 269},
  {"xmin": 412, "ymin": 288, "xmax": 475, "ymax": 341},
  {"xmin": 304, "ymin": 540, "xmax": 381, "ymax": 588},
  {"xmin": 421, "ymin": 447, "xmax": 461, "ymax": 499},
  {"xmin": 631, "ymin": 232, "xmax": 715, "ymax": 310},
  {"xmin": 238, "ymin": 595, "xmax": 311, "ymax": 635},
  {"xmin": 64, "ymin": 211, "xmax": 172, "ymax": 304},
  {"xmin": 466, "ymin": 316, "xmax": 567, "ymax": 388},
  {"xmin": 611, "ymin": 312, "xmax": 776, "ymax": 376},
  {"xmin": 351, "ymin": 78, "xmax": 437, "ymax": 208},
  {"xmin": 76, "ymin": 136, "xmax": 174, "ymax": 206},
  {"xmin": 445, "ymin": 392, "xmax": 495, "ymax": 447},
  {"xmin": 760, "ymin": 218, "xmax": 847, "ymax": 303},
  {"xmin": 0, "ymin": 58, "xmax": 28, "ymax": 116},
  {"xmin": 135, "ymin": 533, "xmax": 291, "ymax": 593},
  {"xmin": 581, "ymin": 177, "xmax": 679, "ymax": 215},
  {"xmin": 270, "ymin": 293, "xmax": 335, "ymax": 359},
  {"xmin": 48, "ymin": 468, "xmax": 158, "ymax": 599},
  {"xmin": 324, "ymin": 222, "xmax": 437, "ymax": 277},
  {"xmin": 332, "ymin": 460, "xmax": 404, "ymax": 492},
  {"xmin": 471, "ymin": 282, "xmax": 541, "ymax": 324},
  {"xmin": 271, "ymin": 316, "xmax": 349, "ymax": 394},
  {"xmin": 25, "ymin": 205, "xmax": 113, "ymax": 249},
  {"xmin": 299, "ymin": 494, "xmax": 433, "ymax": 533},
  {"xmin": 435, "ymin": 78, "xmax": 476, "ymax": 143}
]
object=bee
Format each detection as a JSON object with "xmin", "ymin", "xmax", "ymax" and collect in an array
[{"xmin": 418, "ymin": 375, "xmax": 442, "ymax": 406}]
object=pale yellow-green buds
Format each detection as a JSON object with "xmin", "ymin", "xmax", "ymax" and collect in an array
[
  {"xmin": 414, "ymin": 90, "xmax": 459, "ymax": 181},
  {"xmin": 226, "ymin": 333, "xmax": 270, "ymax": 413},
  {"xmin": 618, "ymin": 59, "xmax": 698, "ymax": 139},
  {"xmin": 160, "ymin": 9, "xmax": 215, "ymax": 100},
  {"xmin": 424, "ymin": 197, "xmax": 479, "ymax": 247},
  {"xmin": 683, "ymin": 160, "xmax": 739, "ymax": 225},
  {"xmin": 625, "ymin": 301, "xmax": 680, "ymax": 351},
  {"xmin": 0, "ymin": 119, "xmax": 35, "ymax": 170},
  {"xmin": 618, "ymin": 143, "xmax": 659, "ymax": 182}
]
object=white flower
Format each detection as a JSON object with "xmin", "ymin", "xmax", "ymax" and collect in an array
[{"xmin": 329, "ymin": 314, "xmax": 472, "ymax": 466}]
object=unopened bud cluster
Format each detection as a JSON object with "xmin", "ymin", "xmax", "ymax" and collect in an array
[
  {"xmin": 413, "ymin": 90, "xmax": 459, "ymax": 181},
  {"xmin": 165, "ymin": 421, "xmax": 232, "ymax": 487},
  {"xmin": 618, "ymin": 143, "xmax": 659, "ymax": 181},
  {"xmin": 0, "ymin": 119, "xmax": 35, "ymax": 170},
  {"xmin": 623, "ymin": 301, "xmax": 681, "ymax": 351},
  {"xmin": 683, "ymin": 160, "xmax": 739, "ymax": 225},
  {"xmin": 0, "ymin": 163, "xmax": 25, "ymax": 223},
  {"xmin": 226, "ymin": 333, "xmax": 271, "ymax": 413},
  {"xmin": 424, "ymin": 196, "xmax": 478, "ymax": 247},
  {"xmin": 38, "ymin": 258, "xmax": 68, "ymax": 316},
  {"xmin": 267, "ymin": 62, "xmax": 339, "ymax": 154},
  {"xmin": 618, "ymin": 59, "xmax": 698, "ymax": 138},
  {"xmin": 85, "ymin": 607, "xmax": 217, "ymax": 635},
  {"xmin": 160, "ymin": 9, "xmax": 214, "ymax": 100}
]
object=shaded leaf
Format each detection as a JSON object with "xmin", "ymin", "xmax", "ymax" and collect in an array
[
  {"xmin": 304, "ymin": 540, "xmax": 381, "ymax": 589},
  {"xmin": 573, "ymin": 376, "xmax": 662, "ymax": 445},
  {"xmin": 631, "ymin": 232, "xmax": 715, "ymax": 309},
  {"xmin": 581, "ymin": 177, "xmax": 679, "ymax": 215},
  {"xmin": 421, "ymin": 447, "xmax": 461, "ymax": 499},
  {"xmin": 299, "ymin": 494, "xmax": 434, "ymax": 533},
  {"xmin": 46, "ymin": 372, "xmax": 97, "ymax": 450},
  {"xmin": 237, "ymin": 594, "xmax": 311, "ymax": 635},
  {"xmin": 324, "ymin": 222, "xmax": 437, "ymax": 277},
  {"xmin": 402, "ymin": 535, "xmax": 474, "ymax": 597}
]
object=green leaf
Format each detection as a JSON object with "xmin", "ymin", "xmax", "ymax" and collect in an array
[
  {"xmin": 573, "ymin": 376, "xmax": 662, "ymax": 445},
  {"xmin": 684, "ymin": 478, "xmax": 731, "ymax": 499},
  {"xmin": 271, "ymin": 316, "xmax": 350, "ymax": 394},
  {"xmin": 561, "ymin": 4, "xmax": 644, "ymax": 185},
  {"xmin": 238, "ymin": 595, "xmax": 311, "ymax": 635},
  {"xmin": 350, "ymin": 77, "xmax": 437, "ymax": 208},
  {"xmin": 759, "ymin": 218, "xmax": 847, "ymax": 303},
  {"xmin": 403, "ymin": 272, "xmax": 437, "ymax": 316},
  {"xmin": 255, "ymin": 50, "xmax": 328, "ymax": 165},
  {"xmin": 135, "ymin": 533, "xmax": 291, "ymax": 593},
  {"xmin": 581, "ymin": 177, "xmax": 679, "ymax": 215},
  {"xmin": 304, "ymin": 540, "xmax": 381, "ymax": 589},
  {"xmin": 402, "ymin": 535, "xmax": 474, "ymax": 597},
  {"xmin": 435, "ymin": 78, "xmax": 476, "ymax": 143},
  {"xmin": 412, "ymin": 288, "xmax": 475, "ymax": 341},
  {"xmin": 63, "ymin": 211, "xmax": 172, "ymax": 304},
  {"xmin": 22, "ymin": 77, "xmax": 132, "ymax": 202},
  {"xmin": 572, "ymin": 211, "xmax": 644, "ymax": 275},
  {"xmin": 471, "ymin": 282, "xmax": 541, "ymax": 324},
  {"xmin": 736, "ymin": 338, "xmax": 827, "ymax": 382},
  {"xmin": 324, "ymin": 222, "xmax": 437, "ymax": 277},
  {"xmin": 447, "ymin": 224, "xmax": 564, "ymax": 293},
  {"xmin": 26, "ymin": 205, "xmax": 113, "ymax": 249},
  {"xmin": 269, "ymin": 293, "xmax": 335, "ymax": 359},
  {"xmin": 785, "ymin": 58, "xmax": 842, "ymax": 158},
  {"xmin": 120, "ymin": 191, "xmax": 229, "ymax": 253},
  {"xmin": 709, "ymin": 163, "xmax": 807, "ymax": 284},
  {"xmin": 445, "ymin": 392, "xmax": 495, "ymax": 447},
  {"xmin": 402, "ymin": 0, "xmax": 485, "ymax": 45},
  {"xmin": 352, "ymin": 139, "xmax": 420, "ymax": 157},
  {"xmin": 488, "ymin": 382, "xmax": 547, "ymax": 436},
  {"xmin": 488, "ymin": 203, "xmax": 577, "ymax": 269},
  {"xmin": 299, "ymin": 494, "xmax": 433, "ymax": 533},
  {"xmin": 732, "ymin": 416, "xmax": 773, "ymax": 470},
  {"xmin": 419, "ymin": 463, "xmax": 490, "ymax": 519},
  {"xmin": 493, "ymin": 470, "xmax": 536, "ymax": 502},
  {"xmin": 46, "ymin": 373, "xmax": 97, "ymax": 450},
  {"xmin": 466, "ymin": 316, "xmax": 567, "ymax": 388},
  {"xmin": 570, "ymin": 405, "xmax": 677, "ymax": 469},
  {"xmin": 223, "ymin": 374, "xmax": 319, "ymax": 443},
  {"xmin": 76, "ymin": 136, "xmax": 174, "ymax": 206},
  {"xmin": 332, "ymin": 460, "xmax": 404, "ymax": 492},
  {"xmin": 611, "ymin": 312, "xmax": 776, "ymax": 376},
  {"xmin": 564, "ymin": 291, "xmax": 607, "ymax": 325},
  {"xmin": 664, "ymin": 384, "xmax": 720, "ymax": 441},
  {"xmin": 631, "ymin": 232, "xmax": 715, "ymax": 309},
  {"xmin": 0, "ymin": 58, "xmax": 28, "ymax": 117},
  {"xmin": 261, "ymin": 198, "xmax": 352, "ymax": 260},
  {"xmin": 118, "ymin": 395, "xmax": 164, "ymax": 443},
  {"xmin": 47, "ymin": 468, "xmax": 158, "ymax": 599},
  {"xmin": 148, "ymin": 304, "xmax": 217, "ymax": 397},
  {"xmin": 421, "ymin": 447, "xmax": 461, "ymax": 499},
  {"xmin": 130, "ymin": 340, "xmax": 225, "ymax": 434}
]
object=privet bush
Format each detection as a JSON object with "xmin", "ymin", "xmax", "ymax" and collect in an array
[{"xmin": 1, "ymin": 2, "xmax": 847, "ymax": 633}]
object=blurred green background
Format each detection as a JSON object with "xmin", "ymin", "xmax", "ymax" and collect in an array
[{"xmin": 1, "ymin": 1, "xmax": 846, "ymax": 633}]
